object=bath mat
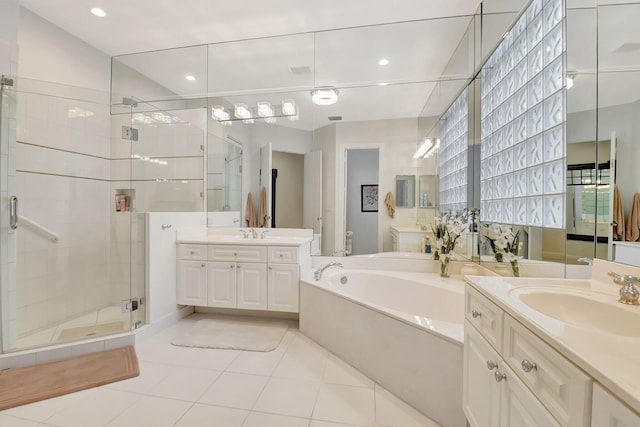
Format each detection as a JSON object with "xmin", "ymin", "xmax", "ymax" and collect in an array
[
  {"xmin": 171, "ymin": 317, "xmax": 288, "ymax": 351},
  {"xmin": 0, "ymin": 346, "xmax": 139, "ymax": 411},
  {"xmin": 57, "ymin": 321, "xmax": 125, "ymax": 341}
]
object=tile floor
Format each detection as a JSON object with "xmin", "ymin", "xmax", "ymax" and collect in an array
[{"xmin": 0, "ymin": 313, "xmax": 441, "ymax": 427}]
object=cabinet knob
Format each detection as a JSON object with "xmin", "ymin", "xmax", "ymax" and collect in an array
[
  {"xmin": 201, "ymin": 263, "xmax": 205, "ymax": 268},
  {"xmin": 494, "ymin": 371, "xmax": 507, "ymax": 382},
  {"xmin": 521, "ymin": 359, "xmax": 537, "ymax": 373},
  {"xmin": 230, "ymin": 265, "xmax": 234, "ymax": 269},
  {"xmin": 190, "ymin": 251, "xmax": 195, "ymax": 255},
  {"xmin": 237, "ymin": 265, "xmax": 241, "ymax": 268},
  {"xmin": 268, "ymin": 266, "xmax": 272, "ymax": 270},
  {"xmin": 233, "ymin": 252, "xmax": 238, "ymax": 256},
  {"xmin": 471, "ymin": 309, "xmax": 482, "ymax": 318},
  {"xmin": 486, "ymin": 360, "xmax": 497, "ymax": 370}
]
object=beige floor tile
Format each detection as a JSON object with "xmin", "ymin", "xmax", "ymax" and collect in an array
[
  {"xmin": 375, "ymin": 385, "xmax": 441, "ymax": 427},
  {"xmin": 147, "ymin": 365, "xmax": 221, "ymax": 401},
  {"xmin": 198, "ymin": 372, "xmax": 268, "ymax": 409},
  {"xmin": 242, "ymin": 412, "xmax": 310, "ymax": 427},
  {"xmin": 174, "ymin": 404, "xmax": 248, "ymax": 427},
  {"xmin": 253, "ymin": 377, "xmax": 321, "ymax": 418},
  {"xmin": 105, "ymin": 395, "xmax": 191, "ymax": 427},
  {"xmin": 312, "ymin": 383, "xmax": 375, "ymax": 425}
]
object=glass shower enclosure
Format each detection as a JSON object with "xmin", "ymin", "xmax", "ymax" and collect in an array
[{"xmin": 0, "ymin": 75, "xmax": 144, "ymax": 353}]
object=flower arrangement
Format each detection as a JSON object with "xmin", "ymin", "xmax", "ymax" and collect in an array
[
  {"xmin": 481, "ymin": 223, "xmax": 522, "ymax": 277},
  {"xmin": 432, "ymin": 210, "xmax": 470, "ymax": 277}
]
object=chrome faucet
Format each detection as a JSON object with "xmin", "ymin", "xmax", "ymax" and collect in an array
[
  {"xmin": 260, "ymin": 230, "xmax": 269, "ymax": 239},
  {"xmin": 331, "ymin": 249, "xmax": 348, "ymax": 256},
  {"xmin": 612, "ymin": 274, "xmax": 640, "ymax": 305},
  {"xmin": 239, "ymin": 229, "xmax": 250, "ymax": 239},
  {"xmin": 251, "ymin": 228, "xmax": 258, "ymax": 239},
  {"xmin": 314, "ymin": 262, "xmax": 344, "ymax": 281}
]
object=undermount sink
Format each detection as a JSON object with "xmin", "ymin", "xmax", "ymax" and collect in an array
[{"xmin": 509, "ymin": 287, "xmax": 640, "ymax": 338}]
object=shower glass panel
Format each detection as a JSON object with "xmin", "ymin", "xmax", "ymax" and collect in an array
[{"xmin": 0, "ymin": 77, "xmax": 139, "ymax": 353}]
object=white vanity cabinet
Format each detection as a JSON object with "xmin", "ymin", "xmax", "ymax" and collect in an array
[
  {"xmin": 177, "ymin": 242, "xmax": 308, "ymax": 313},
  {"xmin": 464, "ymin": 286, "xmax": 591, "ymax": 427},
  {"xmin": 267, "ymin": 246, "xmax": 300, "ymax": 313},
  {"xmin": 591, "ymin": 384, "xmax": 640, "ymax": 427},
  {"xmin": 176, "ymin": 245, "xmax": 208, "ymax": 306}
]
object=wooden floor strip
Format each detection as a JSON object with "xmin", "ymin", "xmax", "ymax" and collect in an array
[{"xmin": 0, "ymin": 346, "xmax": 139, "ymax": 410}]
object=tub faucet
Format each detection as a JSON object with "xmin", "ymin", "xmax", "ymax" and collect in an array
[
  {"xmin": 577, "ymin": 257, "xmax": 593, "ymax": 266},
  {"xmin": 612, "ymin": 274, "xmax": 640, "ymax": 305},
  {"xmin": 314, "ymin": 262, "xmax": 344, "ymax": 281}
]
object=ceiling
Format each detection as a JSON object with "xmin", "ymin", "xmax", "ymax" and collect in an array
[{"xmin": 20, "ymin": 1, "xmax": 530, "ymax": 131}]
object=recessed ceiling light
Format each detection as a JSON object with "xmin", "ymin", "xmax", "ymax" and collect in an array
[
  {"xmin": 91, "ymin": 7, "xmax": 106, "ymax": 17},
  {"xmin": 378, "ymin": 58, "xmax": 389, "ymax": 66},
  {"xmin": 378, "ymin": 82, "xmax": 388, "ymax": 86},
  {"xmin": 185, "ymin": 75, "xmax": 196, "ymax": 81}
]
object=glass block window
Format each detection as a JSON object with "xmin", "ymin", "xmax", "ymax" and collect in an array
[
  {"xmin": 439, "ymin": 86, "xmax": 468, "ymax": 213},
  {"xmin": 480, "ymin": 0, "xmax": 566, "ymax": 229}
]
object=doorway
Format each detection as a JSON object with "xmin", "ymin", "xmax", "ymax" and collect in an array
[{"xmin": 345, "ymin": 148, "xmax": 380, "ymax": 255}]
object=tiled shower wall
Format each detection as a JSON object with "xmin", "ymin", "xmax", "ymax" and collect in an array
[
  {"xmin": 14, "ymin": 86, "xmax": 112, "ymax": 338},
  {"xmin": 480, "ymin": 0, "xmax": 567, "ymax": 228}
]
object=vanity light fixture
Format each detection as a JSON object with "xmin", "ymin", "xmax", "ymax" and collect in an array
[
  {"xmin": 413, "ymin": 137, "xmax": 434, "ymax": 159},
  {"xmin": 281, "ymin": 99, "xmax": 299, "ymax": 120},
  {"xmin": 234, "ymin": 103, "xmax": 252, "ymax": 120},
  {"xmin": 566, "ymin": 73, "xmax": 575, "ymax": 89},
  {"xmin": 90, "ymin": 7, "xmax": 106, "ymax": 17},
  {"xmin": 211, "ymin": 105, "xmax": 230, "ymax": 121},
  {"xmin": 257, "ymin": 102, "xmax": 276, "ymax": 123},
  {"xmin": 185, "ymin": 75, "xmax": 196, "ymax": 81},
  {"xmin": 311, "ymin": 89, "xmax": 339, "ymax": 106},
  {"xmin": 378, "ymin": 58, "xmax": 389, "ymax": 66}
]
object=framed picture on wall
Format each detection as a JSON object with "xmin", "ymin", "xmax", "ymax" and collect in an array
[{"xmin": 361, "ymin": 184, "xmax": 378, "ymax": 212}]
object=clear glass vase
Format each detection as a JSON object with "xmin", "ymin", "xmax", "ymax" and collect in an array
[{"xmin": 440, "ymin": 257, "xmax": 451, "ymax": 278}]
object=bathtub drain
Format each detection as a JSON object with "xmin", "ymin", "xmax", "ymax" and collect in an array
[{"xmin": 340, "ymin": 275, "xmax": 348, "ymax": 285}]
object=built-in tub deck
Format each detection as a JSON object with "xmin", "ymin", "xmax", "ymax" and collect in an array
[{"xmin": 300, "ymin": 264, "xmax": 466, "ymax": 427}]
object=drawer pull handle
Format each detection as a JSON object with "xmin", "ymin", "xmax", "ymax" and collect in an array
[
  {"xmin": 471, "ymin": 310, "xmax": 482, "ymax": 318},
  {"xmin": 521, "ymin": 359, "xmax": 537, "ymax": 372},
  {"xmin": 486, "ymin": 360, "xmax": 497, "ymax": 370},
  {"xmin": 494, "ymin": 371, "xmax": 507, "ymax": 382}
]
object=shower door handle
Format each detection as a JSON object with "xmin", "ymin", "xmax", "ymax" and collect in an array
[{"xmin": 9, "ymin": 196, "xmax": 18, "ymax": 229}]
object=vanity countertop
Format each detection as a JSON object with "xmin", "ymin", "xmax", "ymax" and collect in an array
[
  {"xmin": 176, "ymin": 227, "xmax": 313, "ymax": 246},
  {"xmin": 464, "ymin": 258, "xmax": 640, "ymax": 412}
]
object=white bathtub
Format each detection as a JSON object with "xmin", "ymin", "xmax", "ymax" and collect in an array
[{"xmin": 300, "ymin": 266, "xmax": 466, "ymax": 427}]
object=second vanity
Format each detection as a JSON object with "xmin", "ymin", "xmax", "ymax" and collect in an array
[
  {"xmin": 176, "ymin": 228, "xmax": 312, "ymax": 313},
  {"xmin": 463, "ymin": 259, "xmax": 640, "ymax": 426}
]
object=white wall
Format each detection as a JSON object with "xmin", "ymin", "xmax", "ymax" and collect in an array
[
  {"xmin": 313, "ymin": 124, "xmax": 337, "ymax": 255},
  {"xmin": 346, "ymin": 149, "xmax": 379, "ymax": 254}
]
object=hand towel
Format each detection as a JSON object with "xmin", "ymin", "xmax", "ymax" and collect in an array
[
  {"xmin": 626, "ymin": 192, "xmax": 640, "ymax": 242},
  {"xmin": 245, "ymin": 192, "xmax": 256, "ymax": 227},
  {"xmin": 384, "ymin": 192, "xmax": 395, "ymax": 219},
  {"xmin": 613, "ymin": 185, "xmax": 625, "ymax": 241},
  {"xmin": 258, "ymin": 186, "xmax": 267, "ymax": 228}
]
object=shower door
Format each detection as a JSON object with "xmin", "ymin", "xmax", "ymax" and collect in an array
[{"xmin": 0, "ymin": 76, "xmax": 137, "ymax": 353}]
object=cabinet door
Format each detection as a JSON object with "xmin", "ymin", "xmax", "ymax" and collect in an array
[
  {"xmin": 237, "ymin": 262, "xmax": 267, "ymax": 310},
  {"xmin": 464, "ymin": 321, "xmax": 502, "ymax": 427},
  {"xmin": 268, "ymin": 263, "xmax": 299, "ymax": 312},
  {"xmin": 499, "ymin": 361, "xmax": 561, "ymax": 427},
  {"xmin": 592, "ymin": 383, "xmax": 640, "ymax": 427},
  {"xmin": 207, "ymin": 261, "xmax": 237, "ymax": 308},
  {"xmin": 177, "ymin": 260, "xmax": 207, "ymax": 306}
]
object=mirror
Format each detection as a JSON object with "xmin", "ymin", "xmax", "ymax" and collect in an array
[
  {"xmin": 395, "ymin": 175, "xmax": 416, "ymax": 208},
  {"xmin": 110, "ymin": 2, "xmax": 534, "ymax": 258},
  {"xmin": 418, "ymin": 175, "xmax": 437, "ymax": 208}
]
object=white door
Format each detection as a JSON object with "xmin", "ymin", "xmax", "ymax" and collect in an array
[
  {"xmin": 304, "ymin": 150, "xmax": 323, "ymax": 255},
  {"xmin": 207, "ymin": 261, "xmax": 237, "ymax": 308},
  {"xmin": 268, "ymin": 263, "xmax": 299, "ymax": 312},
  {"xmin": 260, "ymin": 143, "xmax": 273, "ymax": 228},
  {"xmin": 236, "ymin": 262, "xmax": 267, "ymax": 310},
  {"xmin": 499, "ymin": 362, "xmax": 560, "ymax": 427},
  {"xmin": 463, "ymin": 322, "xmax": 502, "ymax": 427},
  {"xmin": 177, "ymin": 260, "xmax": 207, "ymax": 306}
]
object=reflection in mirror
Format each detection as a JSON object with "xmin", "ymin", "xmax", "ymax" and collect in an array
[
  {"xmin": 596, "ymin": 3, "xmax": 640, "ymax": 268},
  {"xmin": 418, "ymin": 175, "xmax": 437, "ymax": 208},
  {"xmin": 395, "ymin": 175, "xmax": 415, "ymax": 208}
]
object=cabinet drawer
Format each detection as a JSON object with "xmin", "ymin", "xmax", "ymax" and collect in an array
[
  {"xmin": 208, "ymin": 245, "xmax": 267, "ymax": 262},
  {"xmin": 178, "ymin": 244, "xmax": 207, "ymax": 260},
  {"xmin": 466, "ymin": 286, "xmax": 504, "ymax": 352},
  {"xmin": 503, "ymin": 315, "xmax": 592, "ymax": 427},
  {"xmin": 268, "ymin": 246, "xmax": 298, "ymax": 264}
]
